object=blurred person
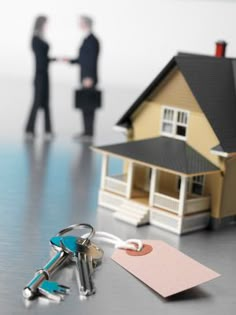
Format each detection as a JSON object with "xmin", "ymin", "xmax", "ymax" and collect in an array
[
  {"xmin": 65, "ymin": 15, "xmax": 100, "ymax": 140},
  {"xmin": 25, "ymin": 15, "xmax": 57, "ymax": 140}
]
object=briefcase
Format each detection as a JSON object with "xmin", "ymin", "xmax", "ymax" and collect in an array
[{"xmin": 74, "ymin": 89, "xmax": 102, "ymax": 110}]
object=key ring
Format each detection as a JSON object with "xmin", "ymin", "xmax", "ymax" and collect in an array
[{"xmin": 56, "ymin": 223, "xmax": 95, "ymax": 247}]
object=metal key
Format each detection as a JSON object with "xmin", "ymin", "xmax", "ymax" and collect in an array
[
  {"xmin": 23, "ymin": 223, "xmax": 101, "ymax": 301},
  {"xmin": 59, "ymin": 232, "xmax": 103, "ymax": 296},
  {"xmin": 77, "ymin": 253, "xmax": 95, "ymax": 296},
  {"xmin": 23, "ymin": 239, "xmax": 70, "ymax": 301}
]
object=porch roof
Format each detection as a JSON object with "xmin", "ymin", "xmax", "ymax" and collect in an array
[{"xmin": 93, "ymin": 137, "xmax": 220, "ymax": 176}]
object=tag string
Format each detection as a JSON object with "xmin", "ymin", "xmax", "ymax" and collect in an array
[{"xmin": 81, "ymin": 231, "xmax": 143, "ymax": 252}]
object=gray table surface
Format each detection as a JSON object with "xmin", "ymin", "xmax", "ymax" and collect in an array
[{"xmin": 0, "ymin": 139, "xmax": 235, "ymax": 315}]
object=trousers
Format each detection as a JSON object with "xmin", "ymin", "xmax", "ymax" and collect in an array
[{"xmin": 25, "ymin": 72, "xmax": 52, "ymax": 133}]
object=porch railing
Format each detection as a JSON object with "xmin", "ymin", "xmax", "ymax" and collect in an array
[
  {"xmin": 153, "ymin": 192, "xmax": 210, "ymax": 215},
  {"xmin": 186, "ymin": 196, "xmax": 210, "ymax": 214},
  {"xmin": 153, "ymin": 192, "xmax": 179, "ymax": 213},
  {"xmin": 104, "ymin": 176, "xmax": 127, "ymax": 196}
]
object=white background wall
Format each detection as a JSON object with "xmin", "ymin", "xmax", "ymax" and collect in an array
[
  {"xmin": 1, "ymin": 0, "xmax": 236, "ymax": 88},
  {"xmin": 0, "ymin": 0, "xmax": 235, "ymax": 139}
]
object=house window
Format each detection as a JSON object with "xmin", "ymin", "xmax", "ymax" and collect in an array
[
  {"xmin": 161, "ymin": 106, "xmax": 189, "ymax": 140},
  {"xmin": 177, "ymin": 175, "xmax": 205, "ymax": 196},
  {"xmin": 191, "ymin": 176, "xmax": 205, "ymax": 195}
]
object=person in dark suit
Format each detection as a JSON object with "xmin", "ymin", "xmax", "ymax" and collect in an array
[
  {"xmin": 67, "ymin": 16, "xmax": 100, "ymax": 140},
  {"xmin": 25, "ymin": 16, "xmax": 56, "ymax": 140}
]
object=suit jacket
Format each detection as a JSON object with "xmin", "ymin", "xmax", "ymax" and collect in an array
[
  {"xmin": 70, "ymin": 33, "xmax": 100, "ymax": 85},
  {"xmin": 31, "ymin": 36, "xmax": 55, "ymax": 107},
  {"xmin": 32, "ymin": 35, "xmax": 55, "ymax": 74}
]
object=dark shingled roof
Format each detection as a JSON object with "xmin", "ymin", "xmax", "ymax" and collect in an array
[
  {"xmin": 211, "ymin": 144, "xmax": 225, "ymax": 152},
  {"xmin": 116, "ymin": 54, "xmax": 236, "ymax": 153},
  {"xmin": 95, "ymin": 137, "xmax": 219, "ymax": 175}
]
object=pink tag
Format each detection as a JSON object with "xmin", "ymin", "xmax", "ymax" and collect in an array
[{"xmin": 112, "ymin": 240, "xmax": 220, "ymax": 297}]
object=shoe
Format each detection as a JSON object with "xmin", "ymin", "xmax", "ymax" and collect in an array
[
  {"xmin": 81, "ymin": 134, "xmax": 93, "ymax": 143},
  {"xmin": 73, "ymin": 133, "xmax": 93, "ymax": 142},
  {"xmin": 24, "ymin": 132, "xmax": 35, "ymax": 140},
  {"xmin": 73, "ymin": 133, "xmax": 84, "ymax": 140},
  {"xmin": 43, "ymin": 132, "xmax": 55, "ymax": 141}
]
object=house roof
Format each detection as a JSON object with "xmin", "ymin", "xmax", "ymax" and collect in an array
[
  {"xmin": 116, "ymin": 54, "xmax": 236, "ymax": 153},
  {"xmin": 211, "ymin": 144, "xmax": 225, "ymax": 153},
  {"xmin": 94, "ymin": 136, "xmax": 219, "ymax": 176}
]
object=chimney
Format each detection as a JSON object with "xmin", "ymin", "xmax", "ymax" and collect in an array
[{"xmin": 215, "ymin": 40, "xmax": 227, "ymax": 57}]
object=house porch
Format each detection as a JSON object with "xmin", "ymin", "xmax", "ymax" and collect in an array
[
  {"xmin": 99, "ymin": 154, "xmax": 213, "ymax": 234},
  {"xmin": 94, "ymin": 136, "xmax": 220, "ymax": 234}
]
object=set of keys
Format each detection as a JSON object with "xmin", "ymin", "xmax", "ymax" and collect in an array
[{"xmin": 23, "ymin": 224, "xmax": 104, "ymax": 302}]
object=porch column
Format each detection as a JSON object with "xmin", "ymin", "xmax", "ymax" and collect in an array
[
  {"xmin": 178, "ymin": 175, "xmax": 188, "ymax": 217},
  {"xmin": 101, "ymin": 154, "xmax": 108, "ymax": 190},
  {"xmin": 126, "ymin": 161, "xmax": 134, "ymax": 198},
  {"xmin": 149, "ymin": 168, "xmax": 159, "ymax": 206}
]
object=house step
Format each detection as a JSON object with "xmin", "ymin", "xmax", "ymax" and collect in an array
[
  {"xmin": 114, "ymin": 211, "xmax": 149, "ymax": 226},
  {"xmin": 123, "ymin": 200, "xmax": 149, "ymax": 212},
  {"xmin": 120, "ymin": 204, "xmax": 149, "ymax": 215},
  {"xmin": 114, "ymin": 201, "xmax": 150, "ymax": 226},
  {"xmin": 116, "ymin": 206, "xmax": 147, "ymax": 220}
]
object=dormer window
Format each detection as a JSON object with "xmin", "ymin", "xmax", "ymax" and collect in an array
[{"xmin": 161, "ymin": 106, "xmax": 189, "ymax": 140}]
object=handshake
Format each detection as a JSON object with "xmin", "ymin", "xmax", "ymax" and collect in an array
[
  {"xmin": 54, "ymin": 57, "xmax": 72, "ymax": 63},
  {"xmin": 53, "ymin": 57, "xmax": 94, "ymax": 88}
]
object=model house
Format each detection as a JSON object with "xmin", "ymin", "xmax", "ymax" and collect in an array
[{"xmin": 94, "ymin": 41, "xmax": 236, "ymax": 234}]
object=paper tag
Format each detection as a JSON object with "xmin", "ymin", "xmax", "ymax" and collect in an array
[{"xmin": 112, "ymin": 240, "xmax": 220, "ymax": 298}]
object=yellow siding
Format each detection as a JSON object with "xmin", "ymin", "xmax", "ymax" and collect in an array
[
  {"xmin": 159, "ymin": 171, "xmax": 177, "ymax": 194},
  {"xmin": 133, "ymin": 164, "xmax": 149, "ymax": 191},
  {"xmin": 131, "ymin": 67, "xmax": 226, "ymax": 218},
  {"xmin": 204, "ymin": 173, "xmax": 223, "ymax": 218},
  {"xmin": 132, "ymin": 68, "xmax": 221, "ymax": 167},
  {"xmin": 220, "ymin": 157, "xmax": 236, "ymax": 217},
  {"xmin": 148, "ymin": 67, "xmax": 201, "ymax": 112},
  {"xmin": 132, "ymin": 101, "xmax": 162, "ymax": 140},
  {"xmin": 187, "ymin": 112, "xmax": 223, "ymax": 169}
]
